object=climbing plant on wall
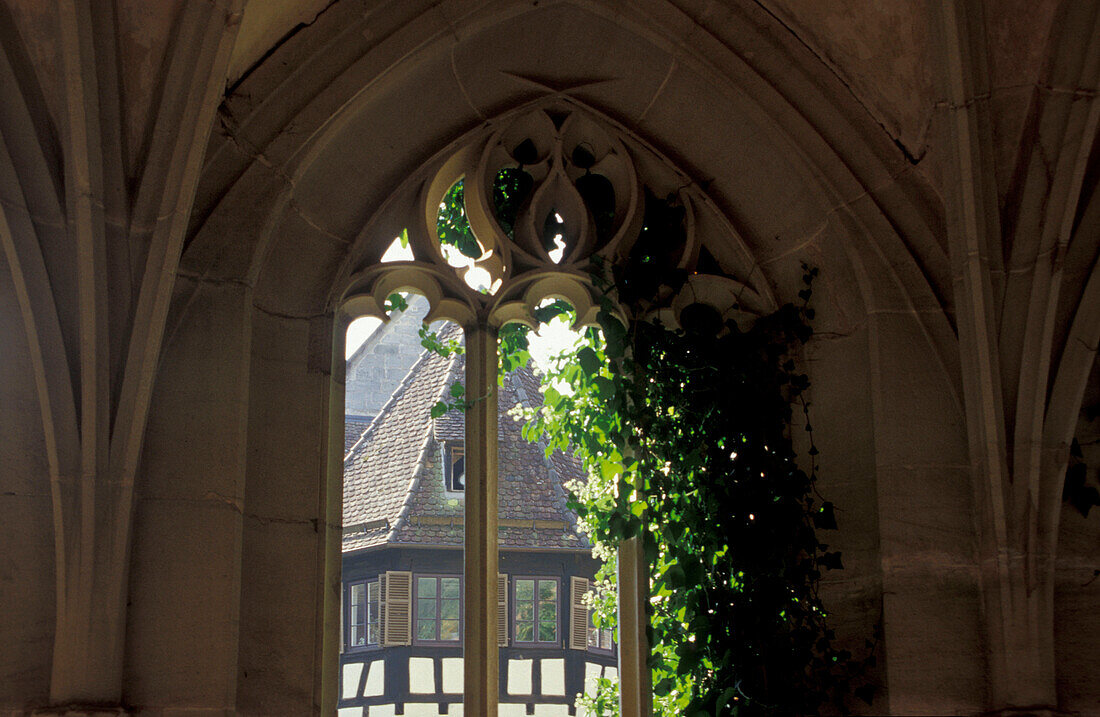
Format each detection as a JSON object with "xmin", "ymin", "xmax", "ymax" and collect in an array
[
  {"xmin": 516, "ymin": 259, "xmax": 872, "ymax": 716},
  {"xmin": 415, "ymin": 166, "xmax": 872, "ymax": 715}
]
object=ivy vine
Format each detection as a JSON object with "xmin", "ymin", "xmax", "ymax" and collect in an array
[
  {"xmin": 1065, "ymin": 400, "xmax": 1100, "ymax": 518},
  {"xmin": 518, "ymin": 260, "xmax": 873, "ymax": 715},
  {"xmin": 411, "ymin": 166, "xmax": 873, "ymax": 715}
]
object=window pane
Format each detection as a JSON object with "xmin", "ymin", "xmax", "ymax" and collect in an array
[
  {"xmin": 417, "ymin": 620, "xmax": 436, "ymax": 641},
  {"xmin": 350, "ymin": 583, "xmax": 366, "ymax": 646},
  {"xmin": 418, "ymin": 577, "xmax": 436, "ymax": 598},
  {"xmin": 367, "ymin": 581, "xmax": 381, "ymax": 640},
  {"xmin": 441, "ymin": 598, "xmax": 460, "ymax": 620},
  {"xmin": 538, "ymin": 621, "xmax": 556, "ymax": 642},
  {"xmin": 516, "ymin": 622, "xmax": 534, "ymax": 642},
  {"xmin": 516, "ymin": 579, "xmax": 534, "ymax": 600},
  {"xmin": 418, "ymin": 597, "xmax": 437, "ymax": 618},
  {"xmin": 441, "ymin": 578, "xmax": 460, "ymax": 598},
  {"xmin": 351, "ymin": 583, "xmax": 365, "ymax": 610},
  {"xmin": 601, "ymin": 628, "xmax": 613, "ymax": 649},
  {"xmin": 452, "ymin": 455, "xmax": 465, "ymax": 490},
  {"xmin": 538, "ymin": 602, "xmax": 555, "ymax": 622},
  {"xmin": 587, "ymin": 628, "xmax": 599, "ymax": 648},
  {"xmin": 440, "ymin": 619, "xmax": 460, "ymax": 641},
  {"xmin": 538, "ymin": 580, "xmax": 556, "ymax": 601},
  {"xmin": 516, "ymin": 603, "xmax": 533, "ymax": 622}
]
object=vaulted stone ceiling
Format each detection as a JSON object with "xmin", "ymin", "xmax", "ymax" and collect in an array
[{"xmin": 0, "ymin": 2, "xmax": 1096, "ymax": 715}]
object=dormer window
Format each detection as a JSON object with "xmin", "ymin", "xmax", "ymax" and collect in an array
[{"xmin": 444, "ymin": 443, "xmax": 465, "ymax": 492}]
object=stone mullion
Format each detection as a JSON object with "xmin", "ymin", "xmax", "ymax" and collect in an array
[
  {"xmin": 463, "ymin": 320, "xmax": 500, "ymax": 714},
  {"xmin": 618, "ymin": 536, "xmax": 653, "ymax": 717}
]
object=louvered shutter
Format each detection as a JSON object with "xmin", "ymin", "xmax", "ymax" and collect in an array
[
  {"xmin": 497, "ymin": 574, "xmax": 508, "ymax": 647},
  {"xmin": 382, "ymin": 571, "xmax": 412, "ymax": 646},
  {"xmin": 569, "ymin": 576, "xmax": 590, "ymax": 650}
]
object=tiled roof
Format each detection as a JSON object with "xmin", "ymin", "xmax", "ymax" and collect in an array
[
  {"xmin": 342, "ymin": 325, "xmax": 460, "ymax": 545},
  {"xmin": 344, "ymin": 415, "xmax": 373, "ymax": 453},
  {"xmin": 342, "ymin": 325, "xmax": 587, "ymax": 553}
]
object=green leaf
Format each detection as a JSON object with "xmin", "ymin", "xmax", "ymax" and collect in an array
[
  {"xmin": 430, "ymin": 402, "xmax": 449, "ymax": 419},
  {"xmin": 577, "ymin": 346, "xmax": 601, "ymax": 377},
  {"xmin": 384, "ymin": 292, "xmax": 408, "ymax": 313},
  {"xmin": 813, "ymin": 501, "xmax": 838, "ymax": 530},
  {"xmin": 449, "ymin": 383, "xmax": 465, "ymax": 398}
]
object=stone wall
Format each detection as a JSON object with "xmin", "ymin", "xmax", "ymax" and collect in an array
[{"xmin": 345, "ymin": 296, "xmax": 433, "ymax": 421}]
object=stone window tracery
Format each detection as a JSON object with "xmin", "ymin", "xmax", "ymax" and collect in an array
[{"xmin": 341, "ymin": 100, "xmax": 775, "ymax": 714}]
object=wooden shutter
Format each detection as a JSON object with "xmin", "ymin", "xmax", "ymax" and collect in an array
[
  {"xmin": 497, "ymin": 574, "xmax": 508, "ymax": 647},
  {"xmin": 382, "ymin": 571, "xmax": 412, "ymax": 646},
  {"xmin": 569, "ymin": 576, "xmax": 589, "ymax": 650}
]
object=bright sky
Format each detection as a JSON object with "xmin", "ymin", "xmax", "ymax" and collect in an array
[{"xmin": 345, "ymin": 237, "xmax": 580, "ymax": 370}]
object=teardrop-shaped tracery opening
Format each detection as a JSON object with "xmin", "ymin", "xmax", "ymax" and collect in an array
[
  {"xmin": 575, "ymin": 172, "xmax": 615, "ymax": 246},
  {"xmin": 542, "ymin": 211, "xmax": 568, "ymax": 264},
  {"xmin": 493, "ymin": 167, "xmax": 533, "ymax": 239}
]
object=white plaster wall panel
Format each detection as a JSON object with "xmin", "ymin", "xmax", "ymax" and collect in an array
[
  {"xmin": 409, "ymin": 656, "xmax": 436, "ymax": 693},
  {"xmin": 499, "ymin": 704, "xmax": 527, "ymax": 717},
  {"xmin": 342, "ymin": 662, "xmax": 364, "ymax": 699},
  {"xmin": 446, "ymin": 704, "xmax": 463, "ymax": 715},
  {"xmin": 404, "ymin": 704, "xmax": 443, "ymax": 716},
  {"xmin": 441, "ymin": 657, "xmax": 463, "ymax": 693},
  {"xmin": 368, "ymin": 706, "xmax": 396, "ymax": 717},
  {"xmin": 364, "ymin": 659, "xmax": 385, "ymax": 696},
  {"xmin": 338, "ymin": 708, "xmax": 363, "ymax": 717},
  {"xmin": 540, "ymin": 658, "xmax": 565, "ymax": 696},
  {"xmin": 583, "ymin": 662, "xmax": 601, "ymax": 697},
  {"xmin": 604, "ymin": 666, "xmax": 618, "ymax": 682},
  {"xmin": 533, "ymin": 705, "xmax": 570, "ymax": 717},
  {"xmin": 506, "ymin": 658, "xmax": 532, "ymax": 694}
]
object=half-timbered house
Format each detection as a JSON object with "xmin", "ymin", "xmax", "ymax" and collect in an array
[{"xmin": 340, "ymin": 314, "xmax": 615, "ymax": 716}]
